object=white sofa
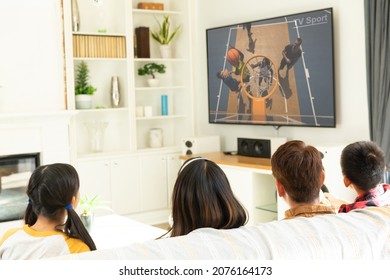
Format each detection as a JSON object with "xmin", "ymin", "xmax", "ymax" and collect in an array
[{"xmin": 56, "ymin": 207, "xmax": 390, "ymax": 260}]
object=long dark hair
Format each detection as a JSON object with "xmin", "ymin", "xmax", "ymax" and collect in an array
[
  {"xmin": 24, "ymin": 163, "xmax": 96, "ymax": 250},
  {"xmin": 165, "ymin": 157, "xmax": 248, "ymax": 237}
]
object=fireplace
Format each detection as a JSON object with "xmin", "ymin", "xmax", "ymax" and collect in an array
[
  {"xmin": 0, "ymin": 111, "xmax": 74, "ymax": 222},
  {"xmin": 0, "ymin": 153, "xmax": 40, "ymax": 222}
]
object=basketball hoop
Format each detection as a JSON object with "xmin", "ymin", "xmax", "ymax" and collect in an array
[{"xmin": 241, "ymin": 55, "xmax": 279, "ymax": 102}]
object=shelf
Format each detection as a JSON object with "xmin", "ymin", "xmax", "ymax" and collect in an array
[
  {"xmin": 134, "ymin": 58, "xmax": 185, "ymax": 63},
  {"xmin": 132, "ymin": 9, "xmax": 181, "ymax": 16},
  {"xmin": 256, "ymin": 203, "xmax": 277, "ymax": 213},
  {"xmin": 136, "ymin": 115, "xmax": 186, "ymax": 121},
  {"xmin": 135, "ymin": 86, "xmax": 186, "ymax": 91},
  {"xmin": 76, "ymin": 108, "xmax": 129, "ymax": 113},
  {"xmin": 73, "ymin": 57, "xmax": 127, "ymax": 62},
  {"xmin": 72, "ymin": 31, "xmax": 127, "ymax": 37}
]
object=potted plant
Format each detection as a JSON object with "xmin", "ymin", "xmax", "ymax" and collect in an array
[
  {"xmin": 151, "ymin": 15, "xmax": 181, "ymax": 58},
  {"xmin": 74, "ymin": 61, "xmax": 96, "ymax": 109},
  {"xmin": 138, "ymin": 63, "xmax": 166, "ymax": 87},
  {"xmin": 79, "ymin": 194, "xmax": 110, "ymax": 232}
]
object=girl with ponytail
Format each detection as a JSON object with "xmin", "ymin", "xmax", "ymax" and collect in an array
[{"xmin": 0, "ymin": 163, "xmax": 96, "ymax": 259}]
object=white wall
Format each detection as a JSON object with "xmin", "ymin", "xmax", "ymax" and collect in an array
[
  {"xmin": 0, "ymin": 0, "xmax": 65, "ymax": 113},
  {"xmin": 193, "ymin": 0, "xmax": 370, "ymax": 151}
]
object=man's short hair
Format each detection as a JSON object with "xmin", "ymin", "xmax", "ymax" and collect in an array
[
  {"xmin": 341, "ymin": 141, "xmax": 385, "ymax": 191},
  {"xmin": 271, "ymin": 140, "xmax": 323, "ymax": 203}
]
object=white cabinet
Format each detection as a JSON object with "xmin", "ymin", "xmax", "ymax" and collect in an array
[
  {"xmin": 220, "ymin": 165, "xmax": 278, "ymax": 225},
  {"xmin": 110, "ymin": 156, "xmax": 140, "ymax": 214},
  {"xmin": 77, "ymin": 152, "xmax": 181, "ymax": 223},
  {"xmin": 166, "ymin": 152, "xmax": 182, "ymax": 208},
  {"xmin": 133, "ymin": 152, "xmax": 181, "ymax": 224},
  {"xmin": 77, "ymin": 159, "xmax": 111, "ymax": 207},
  {"xmin": 139, "ymin": 153, "xmax": 168, "ymax": 212},
  {"xmin": 77, "ymin": 155, "xmax": 139, "ymax": 215}
]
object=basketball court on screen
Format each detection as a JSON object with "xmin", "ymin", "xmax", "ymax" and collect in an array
[{"xmin": 213, "ymin": 13, "xmax": 333, "ymax": 126}]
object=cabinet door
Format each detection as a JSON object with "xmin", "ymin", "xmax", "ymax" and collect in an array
[
  {"xmin": 166, "ymin": 153, "xmax": 182, "ymax": 208},
  {"xmin": 220, "ymin": 166, "xmax": 255, "ymax": 224},
  {"xmin": 110, "ymin": 156, "xmax": 140, "ymax": 215},
  {"xmin": 139, "ymin": 154, "xmax": 168, "ymax": 211},
  {"xmin": 77, "ymin": 159, "xmax": 111, "ymax": 210}
]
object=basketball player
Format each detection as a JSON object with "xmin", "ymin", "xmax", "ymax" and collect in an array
[{"xmin": 278, "ymin": 37, "xmax": 302, "ymax": 75}]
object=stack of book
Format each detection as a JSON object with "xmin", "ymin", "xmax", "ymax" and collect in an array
[{"xmin": 72, "ymin": 35, "xmax": 126, "ymax": 58}]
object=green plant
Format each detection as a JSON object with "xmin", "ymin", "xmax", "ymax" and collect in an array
[
  {"xmin": 79, "ymin": 194, "xmax": 110, "ymax": 215},
  {"xmin": 74, "ymin": 61, "xmax": 96, "ymax": 95},
  {"xmin": 137, "ymin": 63, "xmax": 166, "ymax": 79},
  {"xmin": 151, "ymin": 15, "xmax": 181, "ymax": 45}
]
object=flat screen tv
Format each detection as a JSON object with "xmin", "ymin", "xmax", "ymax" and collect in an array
[{"xmin": 206, "ymin": 8, "xmax": 335, "ymax": 127}]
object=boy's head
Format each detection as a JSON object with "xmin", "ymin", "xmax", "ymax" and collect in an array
[
  {"xmin": 271, "ymin": 140, "xmax": 324, "ymax": 204},
  {"xmin": 341, "ymin": 141, "xmax": 385, "ymax": 191}
]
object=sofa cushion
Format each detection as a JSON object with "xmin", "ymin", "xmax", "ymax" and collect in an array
[{"xmin": 58, "ymin": 207, "xmax": 390, "ymax": 260}]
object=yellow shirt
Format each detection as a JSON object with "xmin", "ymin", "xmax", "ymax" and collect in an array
[
  {"xmin": 0, "ymin": 225, "xmax": 90, "ymax": 259},
  {"xmin": 284, "ymin": 204, "xmax": 336, "ymax": 219}
]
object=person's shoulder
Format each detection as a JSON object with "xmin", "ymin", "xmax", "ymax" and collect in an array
[
  {"xmin": 0, "ymin": 226, "xmax": 24, "ymax": 246},
  {"xmin": 63, "ymin": 235, "xmax": 90, "ymax": 253}
]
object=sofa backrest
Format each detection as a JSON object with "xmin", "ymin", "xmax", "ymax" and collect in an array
[{"xmin": 58, "ymin": 207, "xmax": 390, "ymax": 260}]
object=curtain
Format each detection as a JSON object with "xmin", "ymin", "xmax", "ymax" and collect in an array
[{"xmin": 365, "ymin": 0, "xmax": 390, "ymax": 183}]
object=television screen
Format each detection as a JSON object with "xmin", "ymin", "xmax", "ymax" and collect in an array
[{"xmin": 206, "ymin": 8, "xmax": 335, "ymax": 127}]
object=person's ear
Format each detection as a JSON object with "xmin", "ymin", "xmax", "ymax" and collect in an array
[
  {"xmin": 343, "ymin": 176, "xmax": 352, "ymax": 188},
  {"xmin": 321, "ymin": 169, "xmax": 325, "ymax": 186},
  {"xmin": 275, "ymin": 180, "xmax": 286, "ymax": 197},
  {"xmin": 71, "ymin": 194, "xmax": 78, "ymax": 209}
]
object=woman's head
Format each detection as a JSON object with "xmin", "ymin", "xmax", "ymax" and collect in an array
[
  {"xmin": 169, "ymin": 157, "xmax": 247, "ymax": 237},
  {"xmin": 25, "ymin": 163, "xmax": 80, "ymax": 225},
  {"xmin": 341, "ymin": 141, "xmax": 385, "ymax": 191}
]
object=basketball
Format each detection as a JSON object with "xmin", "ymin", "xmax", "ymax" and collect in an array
[{"xmin": 226, "ymin": 48, "xmax": 240, "ymax": 66}]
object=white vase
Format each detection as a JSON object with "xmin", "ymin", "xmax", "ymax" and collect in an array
[
  {"xmin": 149, "ymin": 128, "xmax": 163, "ymax": 148},
  {"xmin": 147, "ymin": 79, "xmax": 160, "ymax": 87},
  {"xmin": 80, "ymin": 213, "xmax": 94, "ymax": 232},
  {"xmin": 111, "ymin": 76, "xmax": 120, "ymax": 107},
  {"xmin": 71, "ymin": 0, "xmax": 80, "ymax": 32},
  {"xmin": 160, "ymin": 45, "xmax": 172, "ymax": 58},
  {"xmin": 85, "ymin": 121, "xmax": 109, "ymax": 152},
  {"xmin": 75, "ymin": 94, "xmax": 92, "ymax": 109}
]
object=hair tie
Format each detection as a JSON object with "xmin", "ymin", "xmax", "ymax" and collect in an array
[
  {"xmin": 65, "ymin": 204, "xmax": 72, "ymax": 210},
  {"xmin": 28, "ymin": 199, "xmax": 32, "ymax": 205}
]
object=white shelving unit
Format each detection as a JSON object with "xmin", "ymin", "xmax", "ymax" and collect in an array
[
  {"xmin": 63, "ymin": 0, "xmax": 194, "ymax": 223},
  {"xmin": 131, "ymin": 1, "xmax": 193, "ymax": 151},
  {"xmin": 63, "ymin": 0, "xmax": 194, "ymax": 156}
]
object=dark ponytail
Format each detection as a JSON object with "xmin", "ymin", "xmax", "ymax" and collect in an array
[
  {"xmin": 25, "ymin": 163, "xmax": 96, "ymax": 250},
  {"xmin": 64, "ymin": 207, "xmax": 96, "ymax": 250}
]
